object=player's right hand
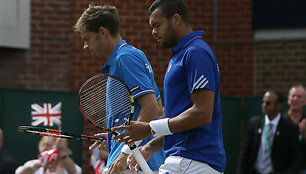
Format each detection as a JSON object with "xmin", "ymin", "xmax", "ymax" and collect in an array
[
  {"xmin": 111, "ymin": 121, "xmax": 151, "ymax": 144},
  {"xmin": 127, "ymin": 146, "xmax": 153, "ymax": 174}
]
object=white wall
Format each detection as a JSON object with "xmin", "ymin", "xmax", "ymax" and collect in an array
[{"xmin": 0, "ymin": 0, "xmax": 30, "ymax": 49}]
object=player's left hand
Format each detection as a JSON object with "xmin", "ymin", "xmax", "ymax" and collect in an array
[
  {"xmin": 127, "ymin": 146, "xmax": 152, "ymax": 174},
  {"xmin": 108, "ymin": 152, "xmax": 129, "ymax": 174},
  {"xmin": 89, "ymin": 133, "xmax": 108, "ymax": 151}
]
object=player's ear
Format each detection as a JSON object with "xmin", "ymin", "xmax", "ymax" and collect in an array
[
  {"xmin": 98, "ymin": 27, "xmax": 107, "ymax": 38},
  {"xmin": 171, "ymin": 14, "xmax": 182, "ymax": 26}
]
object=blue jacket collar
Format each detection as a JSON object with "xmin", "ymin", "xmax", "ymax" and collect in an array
[
  {"xmin": 102, "ymin": 40, "xmax": 127, "ymax": 73},
  {"xmin": 172, "ymin": 31, "xmax": 204, "ymax": 56}
]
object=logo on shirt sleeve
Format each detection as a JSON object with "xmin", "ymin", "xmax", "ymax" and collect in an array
[
  {"xmin": 145, "ymin": 63, "xmax": 153, "ymax": 73},
  {"xmin": 192, "ymin": 75, "xmax": 209, "ymax": 90},
  {"xmin": 130, "ymin": 85, "xmax": 140, "ymax": 93}
]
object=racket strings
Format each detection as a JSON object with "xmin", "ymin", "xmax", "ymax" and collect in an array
[
  {"xmin": 81, "ymin": 78, "xmax": 130, "ymax": 114},
  {"xmin": 82, "ymin": 89, "xmax": 130, "ymax": 128},
  {"xmin": 81, "ymin": 77, "xmax": 124, "ymax": 108},
  {"xmin": 80, "ymin": 76, "xmax": 132, "ymax": 129},
  {"xmin": 81, "ymin": 82, "xmax": 130, "ymax": 117}
]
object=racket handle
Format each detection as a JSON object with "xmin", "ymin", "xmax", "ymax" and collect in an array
[
  {"xmin": 131, "ymin": 147, "xmax": 153, "ymax": 174},
  {"xmin": 128, "ymin": 140, "xmax": 142, "ymax": 150}
]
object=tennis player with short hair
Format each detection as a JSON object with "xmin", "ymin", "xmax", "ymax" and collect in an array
[
  {"xmin": 74, "ymin": 4, "xmax": 164, "ymax": 174},
  {"xmin": 112, "ymin": 0, "xmax": 226, "ymax": 173}
]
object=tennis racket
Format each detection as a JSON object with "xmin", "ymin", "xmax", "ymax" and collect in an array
[
  {"xmin": 18, "ymin": 126, "xmax": 105, "ymax": 142},
  {"xmin": 78, "ymin": 74, "xmax": 153, "ymax": 174}
]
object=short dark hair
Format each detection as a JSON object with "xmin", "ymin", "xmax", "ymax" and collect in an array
[
  {"xmin": 268, "ymin": 90, "xmax": 283, "ymax": 104},
  {"xmin": 148, "ymin": 0, "xmax": 189, "ymax": 23},
  {"xmin": 274, "ymin": 91, "xmax": 283, "ymax": 104},
  {"xmin": 74, "ymin": 5, "xmax": 120, "ymax": 36}
]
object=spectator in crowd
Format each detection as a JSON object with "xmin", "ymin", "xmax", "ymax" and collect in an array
[
  {"xmin": 284, "ymin": 85, "xmax": 306, "ymax": 174},
  {"xmin": 0, "ymin": 128, "xmax": 18, "ymax": 174},
  {"xmin": 239, "ymin": 90, "xmax": 302, "ymax": 174},
  {"xmin": 16, "ymin": 136, "xmax": 82, "ymax": 174},
  {"xmin": 90, "ymin": 146, "xmax": 109, "ymax": 174}
]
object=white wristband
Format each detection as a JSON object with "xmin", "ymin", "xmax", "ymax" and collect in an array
[
  {"xmin": 121, "ymin": 144, "xmax": 131, "ymax": 154},
  {"xmin": 149, "ymin": 118, "xmax": 173, "ymax": 137},
  {"xmin": 121, "ymin": 140, "xmax": 142, "ymax": 154}
]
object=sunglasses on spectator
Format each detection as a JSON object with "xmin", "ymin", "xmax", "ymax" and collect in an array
[{"xmin": 262, "ymin": 101, "xmax": 272, "ymax": 105}]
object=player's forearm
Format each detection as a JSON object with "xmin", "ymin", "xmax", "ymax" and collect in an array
[
  {"xmin": 137, "ymin": 105, "xmax": 159, "ymax": 122},
  {"xmin": 168, "ymin": 89, "xmax": 214, "ymax": 133},
  {"xmin": 168, "ymin": 105, "xmax": 212, "ymax": 133},
  {"xmin": 143, "ymin": 136, "xmax": 163, "ymax": 154}
]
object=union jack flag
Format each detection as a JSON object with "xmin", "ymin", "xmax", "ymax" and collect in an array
[{"xmin": 31, "ymin": 102, "xmax": 62, "ymax": 127}]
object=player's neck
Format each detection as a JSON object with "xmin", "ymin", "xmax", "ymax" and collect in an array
[
  {"xmin": 108, "ymin": 34, "xmax": 123, "ymax": 57},
  {"xmin": 176, "ymin": 25, "xmax": 193, "ymax": 44},
  {"xmin": 288, "ymin": 109, "xmax": 303, "ymax": 123}
]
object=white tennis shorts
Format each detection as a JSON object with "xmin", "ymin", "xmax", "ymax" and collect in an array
[
  {"xmin": 102, "ymin": 156, "xmax": 223, "ymax": 174},
  {"xmin": 159, "ymin": 156, "xmax": 223, "ymax": 174}
]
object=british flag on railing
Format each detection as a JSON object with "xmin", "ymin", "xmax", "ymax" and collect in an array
[{"xmin": 31, "ymin": 102, "xmax": 62, "ymax": 127}]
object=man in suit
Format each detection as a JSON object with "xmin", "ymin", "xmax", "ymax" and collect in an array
[
  {"xmin": 239, "ymin": 90, "xmax": 302, "ymax": 174},
  {"xmin": 0, "ymin": 128, "xmax": 18, "ymax": 174}
]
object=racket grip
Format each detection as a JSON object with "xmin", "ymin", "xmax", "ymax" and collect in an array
[
  {"xmin": 128, "ymin": 140, "xmax": 142, "ymax": 150},
  {"xmin": 131, "ymin": 147, "xmax": 153, "ymax": 174}
]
